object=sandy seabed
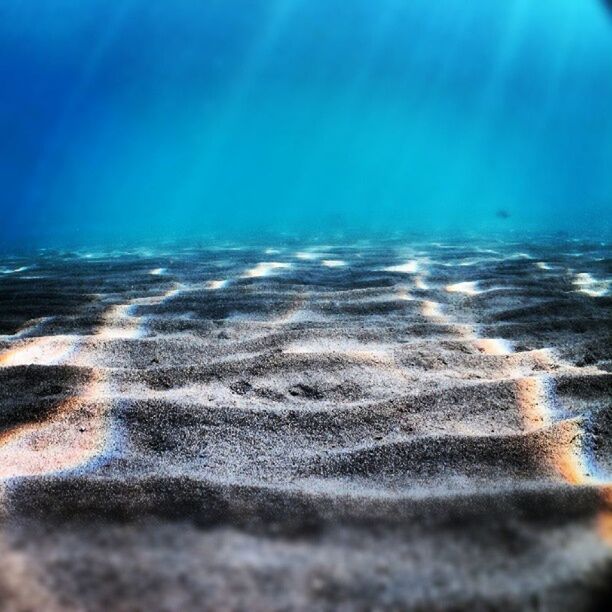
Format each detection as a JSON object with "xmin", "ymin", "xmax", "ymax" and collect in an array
[{"xmin": 0, "ymin": 238, "xmax": 610, "ymax": 611}]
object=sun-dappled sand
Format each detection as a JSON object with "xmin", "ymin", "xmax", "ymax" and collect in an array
[{"xmin": 0, "ymin": 238, "xmax": 611, "ymax": 610}]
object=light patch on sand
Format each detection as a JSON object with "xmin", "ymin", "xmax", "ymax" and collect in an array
[
  {"xmin": 267, "ymin": 294, "xmax": 318, "ymax": 326},
  {"xmin": 295, "ymin": 251, "xmax": 321, "ymax": 261},
  {"xmin": 596, "ymin": 487, "xmax": 612, "ymax": 544},
  {"xmin": 515, "ymin": 375, "xmax": 554, "ymax": 431},
  {"xmin": 446, "ymin": 281, "xmax": 480, "ymax": 295},
  {"xmin": 160, "ymin": 282, "xmax": 185, "ymax": 301},
  {"xmin": 474, "ymin": 338, "xmax": 513, "ymax": 355},
  {"xmin": 0, "ymin": 335, "xmax": 81, "ymax": 367},
  {"xmin": 0, "ymin": 281, "xmax": 198, "ymax": 479},
  {"xmin": 207, "ymin": 279, "xmax": 228, "ymax": 290},
  {"xmin": 544, "ymin": 419, "xmax": 612, "ymax": 544},
  {"xmin": 149, "ymin": 267, "xmax": 166, "ymax": 276},
  {"xmin": 573, "ymin": 273, "xmax": 610, "ymax": 297},
  {"xmin": 135, "ymin": 282, "xmax": 186, "ymax": 306},
  {"xmin": 414, "ymin": 275, "xmax": 429, "ymax": 290},
  {"xmin": 97, "ymin": 283, "xmax": 188, "ymax": 339},
  {"xmin": 396, "ymin": 289, "xmax": 414, "ymax": 301},
  {"xmin": 267, "ymin": 306, "xmax": 326, "ymax": 326},
  {"xmin": 420, "ymin": 296, "xmax": 478, "ymax": 339},
  {"xmin": 417, "ymin": 276, "xmax": 514, "ymax": 354},
  {"xmin": 1, "ymin": 266, "xmax": 30, "ymax": 275},
  {"xmin": 552, "ymin": 420, "xmax": 593, "ymax": 487},
  {"xmin": 475, "ymin": 248, "xmax": 500, "ymax": 255},
  {"xmin": 322, "ymin": 259, "xmax": 346, "ymax": 268},
  {"xmin": 0, "ymin": 286, "xmax": 185, "ymax": 479},
  {"xmin": 98, "ymin": 304, "xmax": 143, "ymax": 340},
  {"xmin": 421, "ymin": 300, "xmax": 445, "ymax": 321},
  {"xmin": 413, "ymin": 269, "xmax": 612, "ymax": 542},
  {"xmin": 348, "ymin": 349, "xmax": 394, "ymax": 363},
  {"xmin": 384, "ymin": 260, "xmax": 419, "ymax": 274},
  {"xmin": 0, "ymin": 375, "xmax": 107, "ymax": 479},
  {"xmin": 513, "ymin": 369, "xmax": 611, "ymax": 542},
  {"xmin": 0, "ymin": 335, "xmax": 107, "ymax": 478},
  {"xmin": 243, "ymin": 262, "xmax": 292, "ymax": 278}
]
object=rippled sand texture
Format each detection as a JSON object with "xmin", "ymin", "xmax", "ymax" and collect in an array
[{"xmin": 0, "ymin": 239, "xmax": 611, "ymax": 611}]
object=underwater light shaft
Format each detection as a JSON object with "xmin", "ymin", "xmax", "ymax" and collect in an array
[{"xmin": 0, "ymin": 0, "xmax": 611, "ymax": 246}]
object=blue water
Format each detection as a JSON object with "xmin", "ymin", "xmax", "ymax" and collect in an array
[{"xmin": 1, "ymin": 0, "xmax": 611, "ymax": 247}]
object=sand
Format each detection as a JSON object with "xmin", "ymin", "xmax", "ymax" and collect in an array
[{"xmin": 0, "ymin": 238, "xmax": 610, "ymax": 611}]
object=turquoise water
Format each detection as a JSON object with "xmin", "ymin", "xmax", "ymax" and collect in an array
[{"xmin": 1, "ymin": 0, "xmax": 611, "ymax": 247}]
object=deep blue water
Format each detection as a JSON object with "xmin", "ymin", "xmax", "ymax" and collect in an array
[{"xmin": 1, "ymin": 0, "xmax": 611, "ymax": 247}]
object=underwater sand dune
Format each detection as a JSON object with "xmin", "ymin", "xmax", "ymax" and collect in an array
[{"xmin": 0, "ymin": 239, "xmax": 611, "ymax": 610}]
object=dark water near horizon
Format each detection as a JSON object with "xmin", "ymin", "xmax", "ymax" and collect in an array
[{"xmin": 1, "ymin": 0, "xmax": 612, "ymax": 248}]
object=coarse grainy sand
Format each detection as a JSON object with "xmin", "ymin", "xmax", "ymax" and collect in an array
[{"xmin": 0, "ymin": 239, "xmax": 611, "ymax": 611}]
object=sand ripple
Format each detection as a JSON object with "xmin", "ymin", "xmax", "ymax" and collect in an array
[{"xmin": 0, "ymin": 239, "xmax": 610, "ymax": 610}]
